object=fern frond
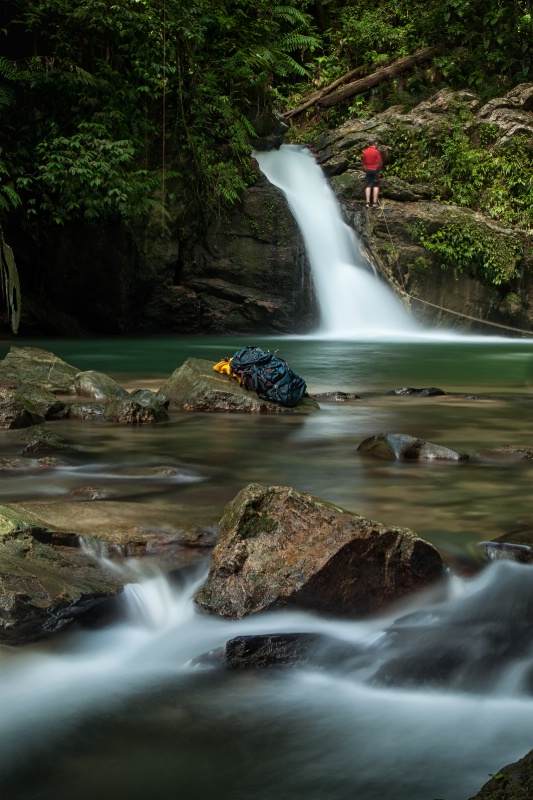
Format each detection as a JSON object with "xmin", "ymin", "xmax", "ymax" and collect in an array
[
  {"xmin": 0, "ymin": 57, "xmax": 17, "ymax": 81},
  {"xmin": 279, "ymin": 33, "xmax": 319, "ymax": 53},
  {"xmin": 271, "ymin": 6, "xmax": 312, "ymax": 27},
  {"xmin": 0, "ymin": 87, "xmax": 15, "ymax": 109}
]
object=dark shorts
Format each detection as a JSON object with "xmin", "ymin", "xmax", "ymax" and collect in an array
[{"xmin": 365, "ymin": 169, "xmax": 380, "ymax": 187}]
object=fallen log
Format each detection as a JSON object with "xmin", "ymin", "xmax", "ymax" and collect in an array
[
  {"xmin": 282, "ymin": 56, "xmax": 397, "ymax": 120},
  {"xmin": 317, "ymin": 46, "xmax": 440, "ymax": 108}
]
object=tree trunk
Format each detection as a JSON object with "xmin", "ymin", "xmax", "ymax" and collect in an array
[
  {"xmin": 282, "ymin": 56, "xmax": 397, "ymax": 120},
  {"xmin": 317, "ymin": 47, "xmax": 440, "ymax": 108}
]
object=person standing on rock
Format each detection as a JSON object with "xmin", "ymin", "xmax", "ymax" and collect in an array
[{"xmin": 361, "ymin": 140, "xmax": 383, "ymax": 208}]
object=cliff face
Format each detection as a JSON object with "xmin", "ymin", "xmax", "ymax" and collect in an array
[{"xmin": 313, "ymin": 84, "xmax": 533, "ymax": 334}]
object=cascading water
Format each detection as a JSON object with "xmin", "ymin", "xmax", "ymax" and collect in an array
[
  {"xmin": 254, "ymin": 144, "xmax": 417, "ymax": 338},
  {"xmin": 3, "ymin": 556, "xmax": 533, "ymax": 800}
]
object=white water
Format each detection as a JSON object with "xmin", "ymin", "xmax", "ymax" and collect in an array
[
  {"xmin": 3, "ymin": 559, "xmax": 533, "ymax": 799},
  {"xmin": 254, "ymin": 145, "xmax": 417, "ymax": 338}
]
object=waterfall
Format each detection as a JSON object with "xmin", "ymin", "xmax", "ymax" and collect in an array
[{"xmin": 254, "ymin": 144, "xmax": 417, "ymax": 338}]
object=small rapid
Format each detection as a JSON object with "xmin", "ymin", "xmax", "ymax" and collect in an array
[
  {"xmin": 253, "ymin": 145, "xmax": 417, "ymax": 338},
  {"xmin": 3, "ymin": 557, "xmax": 533, "ymax": 799}
]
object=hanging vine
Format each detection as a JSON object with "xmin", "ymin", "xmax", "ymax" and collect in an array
[{"xmin": 0, "ymin": 227, "xmax": 21, "ymax": 334}]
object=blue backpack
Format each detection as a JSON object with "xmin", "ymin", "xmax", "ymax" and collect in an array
[{"xmin": 230, "ymin": 347, "xmax": 307, "ymax": 408}]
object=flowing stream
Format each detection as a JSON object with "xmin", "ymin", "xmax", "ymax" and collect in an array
[{"xmin": 2, "ymin": 149, "xmax": 533, "ymax": 798}]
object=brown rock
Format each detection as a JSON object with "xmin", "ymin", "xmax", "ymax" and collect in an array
[{"xmin": 194, "ymin": 483, "xmax": 445, "ymax": 619}]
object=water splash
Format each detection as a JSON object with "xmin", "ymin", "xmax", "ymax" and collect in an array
[{"xmin": 254, "ymin": 145, "xmax": 417, "ymax": 338}]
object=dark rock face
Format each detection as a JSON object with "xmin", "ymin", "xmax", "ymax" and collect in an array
[
  {"xmin": 0, "ymin": 504, "xmax": 123, "ymax": 644},
  {"xmin": 194, "ymin": 483, "xmax": 445, "ymax": 619},
  {"xmin": 357, "ymin": 432, "xmax": 469, "ymax": 461},
  {"xmin": 143, "ymin": 167, "xmax": 318, "ymax": 335},
  {"xmin": 159, "ymin": 358, "xmax": 320, "ymax": 414}
]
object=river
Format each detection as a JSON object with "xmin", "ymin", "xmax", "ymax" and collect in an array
[{"xmin": 1, "ymin": 332, "xmax": 533, "ymax": 800}]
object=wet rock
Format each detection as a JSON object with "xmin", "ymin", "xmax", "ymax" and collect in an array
[
  {"xmin": 103, "ymin": 396, "xmax": 169, "ymax": 423},
  {"xmin": 194, "ymin": 483, "xmax": 445, "ymax": 619},
  {"xmin": 386, "ymin": 387, "xmax": 446, "ymax": 397},
  {"xmin": 0, "ymin": 388, "xmax": 45, "ymax": 429},
  {"xmin": 0, "ymin": 504, "xmax": 123, "ymax": 644},
  {"xmin": 159, "ymin": 358, "xmax": 320, "ymax": 414},
  {"xmin": 225, "ymin": 633, "xmax": 337, "ymax": 669},
  {"xmin": 74, "ymin": 370, "xmax": 129, "ymax": 401},
  {"xmin": 371, "ymin": 561, "xmax": 533, "ymax": 693},
  {"xmin": 479, "ymin": 540, "xmax": 533, "ymax": 564},
  {"xmin": 65, "ymin": 486, "xmax": 114, "ymax": 501},
  {"xmin": 16, "ymin": 425, "xmax": 79, "ymax": 455},
  {"xmin": 469, "ymin": 747, "xmax": 533, "ymax": 800},
  {"xmin": 0, "ymin": 457, "xmax": 29, "ymax": 472},
  {"xmin": 66, "ymin": 402, "xmax": 106, "ymax": 420},
  {"xmin": 357, "ymin": 432, "xmax": 469, "ymax": 461},
  {"xmin": 313, "ymin": 391, "xmax": 361, "ymax": 402},
  {"xmin": 0, "ymin": 347, "xmax": 79, "ymax": 393},
  {"xmin": 17, "ymin": 500, "xmax": 219, "ymax": 566},
  {"xmin": 129, "ymin": 388, "xmax": 170, "ymax": 408},
  {"xmin": 478, "ymin": 444, "xmax": 533, "ymax": 462},
  {"xmin": 7, "ymin": 383, "xmax": 66, "ymax": 418}
]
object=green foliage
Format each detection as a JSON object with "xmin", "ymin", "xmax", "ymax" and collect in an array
[
  {"xmin": 413, "ymin": 218, "xmax": 523, "ymax": 285},
  {"xmin": 0, "ymin": 0, "xmax": 319, "ymax": 228},
  {"xmin": 18, "ymin": 123, "xmax": 165, "ymax": 224}
]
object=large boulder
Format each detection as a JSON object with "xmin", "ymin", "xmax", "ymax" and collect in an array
[
  {"xmin": 0, "ymin": 504, "xmax": 123, "ymax": 644},
  {"xmin": 0, "ymin": 347, "xmax": 79, "ymax": 393},
  {"xmin": 194, "ymin": 483, "xmax": 445, "ymax": 619},
  {"xmin": 159, "ymin": 358, "xmax": 320, "ymax": 414}
]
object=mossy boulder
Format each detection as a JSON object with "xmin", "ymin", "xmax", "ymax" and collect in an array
[
  {"xmin": 0, "ymin": 347, "xmax": 79, "ymax": 393},
  {"xmin": 0, "ymin": 504, "xmax": 123, "ymax": 644},
  {"xmin": 159, "ymin": 358, "xmax": 320, "ymax": 414},
  {"xmin": 194, "ymin": 483, "xmax": 445, "ymax": 619}
]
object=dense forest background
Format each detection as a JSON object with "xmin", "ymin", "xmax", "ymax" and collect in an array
[{"xmin": 0, "ymin": 0, "xmax": 532, "ymax": 332}]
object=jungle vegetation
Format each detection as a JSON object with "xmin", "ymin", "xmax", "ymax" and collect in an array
[{"xmin": 0, "ymin": 0, "xmax": 532, "ymax": 233}]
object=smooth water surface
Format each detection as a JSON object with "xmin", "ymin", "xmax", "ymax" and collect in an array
[{"xmin": 1, "ymin": 333, "xmax": 533, "ymax": 800}]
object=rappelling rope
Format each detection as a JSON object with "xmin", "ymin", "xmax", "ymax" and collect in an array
[{"xmin": 369, "ymin": 202, "xmax": 533, "ymax": 338}]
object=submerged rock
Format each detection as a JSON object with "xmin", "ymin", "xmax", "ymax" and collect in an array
[
  {"xmin": 0, "ymin": 347, "xmax": 79, "ymax": 393},
  {"xmin": 160, "ymin": 358, "xmax": 320, "ymax": 414},
  {"xmin": 0, "ymin": 504, "xmax": 123, "ymax": 644},
  {"xmin": 194, "ymin": 483, "xmax": 445, "ymax": 619},
  {"xmin": 357, "ymin": 432, "xmax": 469, "ymax": 461},
  {"xmin": 386, "ymin": 387, "xmax": 446, "ymax": 397},
  {"xmin": 16, "ymin": 425, "xmax": 78, "ymax": 455}
]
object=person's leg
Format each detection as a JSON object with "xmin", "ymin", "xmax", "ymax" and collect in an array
[
  {"xmin": 373, "ymin": 185, "xmax": 379, "ymax": 205},
  {"xmin": 365, "ymin": 185, "xmax": 371, "ymax": 206}
]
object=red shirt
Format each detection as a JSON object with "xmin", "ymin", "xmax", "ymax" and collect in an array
[{"xmin": 361, "ymin": 146, "xmax": 383, "ymax": 171}]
